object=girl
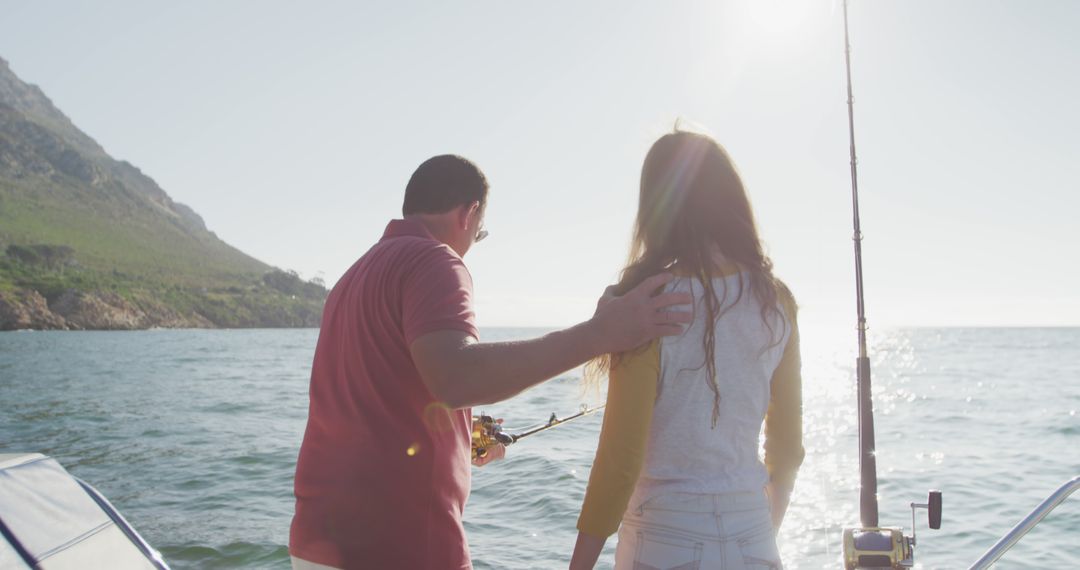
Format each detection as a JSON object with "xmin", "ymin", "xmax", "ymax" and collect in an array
[{"xmin": 570, "ymin": 131, "xmax": 804, "ymax": 570}]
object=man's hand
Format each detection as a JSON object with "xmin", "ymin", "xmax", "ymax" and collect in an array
[
  {"xmin": 589, "ymin": 273, "xmax": 692, "ymax": 354},
  {"xmin": 471, "ymin": 443, "xmax": 505, "ymax": 467},
  {"xmin": 471, "ymin": 417, "xmax": 506, "ymax": 467}
]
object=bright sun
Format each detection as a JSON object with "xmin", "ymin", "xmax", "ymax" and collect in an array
[{"xmin": 720, "ymin": 0, "xmax": 827, "ymax": 53}]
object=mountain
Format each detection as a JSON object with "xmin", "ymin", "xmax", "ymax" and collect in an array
[{"xmin": 0, "ymin": 56, "xmax": 326, "ymax": 330}]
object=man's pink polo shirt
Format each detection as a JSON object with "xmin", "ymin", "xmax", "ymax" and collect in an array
[{"xmin": 290, "ymin": 219, "xmax": 479, "ymax": 569}]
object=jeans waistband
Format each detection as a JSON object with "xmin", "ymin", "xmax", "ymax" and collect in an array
[{"xmin": 635, "ymin": 491, "xmax": 768, "ymax": 515}]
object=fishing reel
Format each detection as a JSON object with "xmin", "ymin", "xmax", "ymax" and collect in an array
[
  {"xmin": 471, "ymin": 405, "xmax": 605, "ymax": 461},
  {"xmin": 843, "ymin": 490, "xmax": 942, "ymax": 569},
  {"xmin": 471, "ymin": 414, "xmax": 514, "ymax": 460}
]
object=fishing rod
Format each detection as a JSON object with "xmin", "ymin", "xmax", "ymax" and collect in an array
[
  {"xmin": 471, "ymin": 404, "xmax": 606, "ymax": 460},
  {"xmin": 839, "ymin": 1, "xmax": 942, "ymax": 568},
  {"xmin": 842, "ymin": 0, "xmax": 879, "ymax": 532}
]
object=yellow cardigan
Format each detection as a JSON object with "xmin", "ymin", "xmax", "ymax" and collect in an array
[{"xmin": 576, "ymin": 300, "xmax": 804, "ymax": 538}]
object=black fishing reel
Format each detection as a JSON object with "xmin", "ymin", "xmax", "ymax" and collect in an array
[
  {"xmin": 843, "ymin": 490, "xmax": 942, "ymax": 569},
  {"xmin": 471, "ymin": 414, "xmax": 514, "ymax": 460}
]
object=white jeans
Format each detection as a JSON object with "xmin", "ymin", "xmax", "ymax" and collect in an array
[
  {"xmin": 291, "ymin": 556, "xmax": 342, "ymax": 570},
  {"xmin": 614, "ymin": 491, "xmax": 782, "ymax": 570}
]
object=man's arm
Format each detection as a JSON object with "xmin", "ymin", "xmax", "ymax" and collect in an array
[{"xmin": 410, "ymin": 273, "xmax": 690, "ymax": 409}]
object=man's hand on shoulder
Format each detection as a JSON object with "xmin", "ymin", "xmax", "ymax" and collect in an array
[
  {"xmin": 408, "ymin": 277, "xmax": 692, "ymax": 410},
  {"xmin": 588, "ymin": 273, "xmax": 692, "ymax": 354}
]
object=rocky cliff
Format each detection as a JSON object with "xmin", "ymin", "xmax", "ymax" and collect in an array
[{"xmin": 0, "ymin": 56, "xmax": 326, "ymax": 330}]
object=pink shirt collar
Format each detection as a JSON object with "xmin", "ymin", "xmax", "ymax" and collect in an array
[{"xmin": 382, "ymin": 218, "xmax": 436, "ymax": 241}]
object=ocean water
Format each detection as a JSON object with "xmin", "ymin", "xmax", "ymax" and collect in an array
[{"xmin": 1, "ymin": 327, "xmax": 1077, "ymax": 569}]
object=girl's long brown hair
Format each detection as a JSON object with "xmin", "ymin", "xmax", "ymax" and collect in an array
[{"xmin": 587, "ymin": 130, "xmax": 791, "ymax": 427}]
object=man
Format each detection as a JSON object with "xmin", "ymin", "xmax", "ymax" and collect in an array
[{"xmin": 289, "ymin": 155, "xmax": 691, "ymax": 570}]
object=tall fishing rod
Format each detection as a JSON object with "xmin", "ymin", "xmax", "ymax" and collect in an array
[
  {"xmin": 842, "ymin": 0, "xmax": 879, "ymax": 530},
  {"xmin": 471, "ymin": 404, "xmax": 606, "ymax": 460},
  {"xmin": 839, "ymin": 3, "xmax": 942, "ymax": 568}
]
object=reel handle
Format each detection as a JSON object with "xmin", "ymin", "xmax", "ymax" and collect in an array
[
  {"xmin": 907, "ymin": 489, "xmax": 943, "ymax": 553},
  {"xmin": 927, "ymin": 490, "xmax": 942, "ymax": 529}
]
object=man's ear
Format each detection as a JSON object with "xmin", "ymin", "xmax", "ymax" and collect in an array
[{"xmin": 458, "ymin": 201, "xmax": 480, "ymax": 230}]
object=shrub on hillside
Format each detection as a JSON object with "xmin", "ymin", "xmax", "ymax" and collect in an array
[
  {"xmin": 262, "ymin": 269, "xmax": 327, "ymax": 300},
  {"xmin": 6, "ymin": 244, "xmax": 76, "ymax": 269}
]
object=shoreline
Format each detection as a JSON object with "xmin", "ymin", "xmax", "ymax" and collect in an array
[{"xmin": 0, "ymin": 286, "xmax": 325, "ymax": 331}]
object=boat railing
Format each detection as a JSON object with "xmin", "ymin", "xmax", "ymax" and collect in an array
[{"xmin": 968, "ymin": 475, "xmax": 1080, "ymax": 569}]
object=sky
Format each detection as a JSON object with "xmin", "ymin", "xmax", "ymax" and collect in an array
[{"xmin": 1, "ymin": 0, "xmax": 1077, "ymax": 328}]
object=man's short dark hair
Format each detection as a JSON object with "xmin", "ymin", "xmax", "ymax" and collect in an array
[{"xmin": 402, "ymin": 155, "xmax": 489, "ymax": 215}]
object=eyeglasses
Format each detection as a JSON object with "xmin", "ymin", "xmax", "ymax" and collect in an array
[{"xmin": 475, "ymin": 227, "xmax": 489, "ymax": 243}]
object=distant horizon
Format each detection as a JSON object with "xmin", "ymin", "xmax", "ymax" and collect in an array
[
  {"xmin": 437, "ymin": 322, "xmax": 1080, "ymax": 330},
  {"xmin": 3, "ymin": 323, "xmax": 1077, "ymax": 332}
]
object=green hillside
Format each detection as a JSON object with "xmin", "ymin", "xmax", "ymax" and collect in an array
[{"xmin": 0, "ymin": 56, "xmax": 325, "ymax": 329}]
